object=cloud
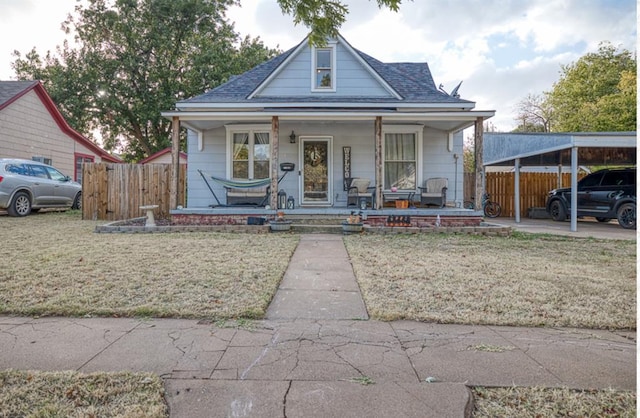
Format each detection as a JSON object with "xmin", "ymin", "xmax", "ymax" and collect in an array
[
  {"xmin": 0, "ymin": 0, "xmax": 35, "ymax": 22},
  {"xmin": 2, "ymin": 0, "xmax": 635, "ymax": 132}
]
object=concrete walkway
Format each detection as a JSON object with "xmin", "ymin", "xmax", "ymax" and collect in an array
[
  {"xmin": 266, "ymin": 234, "xmax": 368, "ymax": 320},
  {"xmin": 0, "ymin": 233, "xmax": 636, "ymax": 417}
]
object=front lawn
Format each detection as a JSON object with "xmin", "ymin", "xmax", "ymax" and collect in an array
[
  {"xmin": 344, "ymin": 233, "xmax": 636, "ymax": 329},
  {"xmin": 0, "ymin": 211, "xmax": 299, "ymax": 319}
]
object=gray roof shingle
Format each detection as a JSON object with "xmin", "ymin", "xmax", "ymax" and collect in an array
[
  {"xmin": 0, "ymin": 80, "xmax": 38, "ymax": 108},
  {"xmin": 179, "ymin": 40, "xmax": 472, "ymax": 106}
]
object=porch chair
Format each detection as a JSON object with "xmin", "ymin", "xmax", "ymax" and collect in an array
[
  {"xmin": 419, "ymin": 177, "xmax": 448, "ymax": 207},
  {"xmin": 347, "ymin": 178, "xmax": 375, "ymax": 208}
]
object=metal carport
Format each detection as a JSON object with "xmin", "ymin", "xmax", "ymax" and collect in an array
[{"xmin": 484, "ymin": 132, "xmax": 637, "ymax": 231}]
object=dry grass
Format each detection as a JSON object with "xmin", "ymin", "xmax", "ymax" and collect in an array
[
  {"xmin": 472, "ymin": 386, "xmax": 636, "ymax": 417},
  {"xmin": 344, "ymin": 233, "xmax": 636, "ymax": 329},
  {"xmin": 0, "ymin": 211, "xmax": 299, "ymax": 319},
  {"xmin": 0, "ymin": 211, "xmax": 635, "ymax": 415},
  {"xmin": 0, "ymin": 369, "xmax": 167, "ymax": 417}
]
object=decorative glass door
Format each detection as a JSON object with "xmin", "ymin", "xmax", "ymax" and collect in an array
[{"xmin": 301, "ymin": 138, "xmax": 332, "ymax": 205}]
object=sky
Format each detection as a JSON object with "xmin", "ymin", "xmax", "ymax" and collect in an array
[{"xmin": 0, "ymin": 0, "xmax": 636, "ymax": 132}]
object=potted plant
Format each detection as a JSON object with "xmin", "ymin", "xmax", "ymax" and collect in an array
[
  {"xmin": 269, "ymin": 211, "xmax": 292, "ymax": 231},
  {"xmin": 342, "ymin": 211, "xmax": 364, "ymax": 233}
]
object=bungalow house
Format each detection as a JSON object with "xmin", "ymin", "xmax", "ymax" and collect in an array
[
  {"xmin": 0, "ymin": 80, "xmax": 121, "ymax": 182},
  {"xmin": 162, "ymin": 34, "xmax": 494, "ymax": 225}
]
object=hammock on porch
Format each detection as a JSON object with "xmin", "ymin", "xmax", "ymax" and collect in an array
[
  {"xmin": 197, "ymin": 169, "xmax": 280, "ymax": 207},
  {"xmin": 197, "ymin": 170, "xmax": 272, "ymax": 189}
]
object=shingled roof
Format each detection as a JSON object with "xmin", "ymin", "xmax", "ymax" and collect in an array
[
  {"xmin": 179, "ymin": 37, "xmax": 472, "ymax": 106},
  {"xmin": 0, "ymin": 80, "xmax": 39, "ymax": 109}
]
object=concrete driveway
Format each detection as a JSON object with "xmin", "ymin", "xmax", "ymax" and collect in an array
[{"xmin": 493, "ymin": 217, "xmax": 636, "ymax": 240}]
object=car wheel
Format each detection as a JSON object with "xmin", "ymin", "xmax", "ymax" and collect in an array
[
  {"xmin": 549, "ymin": 200, "xmax": 566, "ymax": 222},
  {"xmin": 72, "ymin": 192, "xmax": 82, "ymax": 210},
  {"xmin": 595, "ymin": 217, "xmax": 610, "ymax": 223},
  {"xmin": 616, "ymin": 203, "xmax": 636, "ymax": 229},
  {"xmin": 7, "ymin": 191, "xmax": 31, "ymax": 217}
]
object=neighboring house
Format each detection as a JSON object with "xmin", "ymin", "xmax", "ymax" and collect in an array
[
  {"xmin": 163, "ymin": 34, "xmax": 495, "ymax": 209},
  {"xmin": 0, "ymin": 80, "xmax": 121, "ymax": 183},
  {"xmin": 139, "ymin": 147, "xmax": 187, "ymax": 165}
]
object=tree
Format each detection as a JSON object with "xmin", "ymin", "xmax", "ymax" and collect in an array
[
  {"xmin": 12, "ymin": 0, "xmax": 279, "ymax": 161},
  {"xmin": 546, "ymin": 42, "xmax": 636, "ymax": 132},
  {"xmin": 277, "ymin": 0, "xmax": 404, "ymax": 46},
  {"xmin": 512, "ymin": 93, "xmax": 553, "ymax": 132}
]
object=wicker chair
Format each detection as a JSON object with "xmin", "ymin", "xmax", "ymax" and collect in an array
[{"xmin": 419, "ymin": 178, "xmax": 448, "ymax": 207}]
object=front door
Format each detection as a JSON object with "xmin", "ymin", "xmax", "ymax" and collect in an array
[{"xmin": 300, "ymin": 137, "xmax": 332, "ymax": 206}]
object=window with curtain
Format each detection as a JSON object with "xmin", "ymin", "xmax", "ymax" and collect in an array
[
  {"xmin": 384, "ymin": 133, "xmax": 416, "ymax": 190},
  {"xmin": 232, "ymin": 131, "xmax": 270, "ymax": 180}
]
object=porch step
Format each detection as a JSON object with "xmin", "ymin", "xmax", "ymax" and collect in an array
[{"xmin": 290, "ymin": 224, "xmax": 345, "ymax": 234}]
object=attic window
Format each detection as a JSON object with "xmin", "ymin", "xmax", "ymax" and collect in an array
[{"xmin": 312, "ymin": 45, "xmax": 336, "ymax": 91}]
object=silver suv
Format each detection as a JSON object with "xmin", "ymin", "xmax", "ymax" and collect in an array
[{"xmin": 0, "ymin": 158, "xmax": 82, "ymax": 217}]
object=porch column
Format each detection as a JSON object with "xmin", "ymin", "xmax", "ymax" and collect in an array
[
  {"xmin": 570, "ymin": 146, "xmax": 578, "ymax": 232},
  {"xmin": 514, "ymin": 158, "xmax": 521, "ymax": 223},
  {"xmin": 270, "ymin": 116, "xmax": 280, "ymax": 209},
  {"xmin": 374, "ymin": 116, "xmax": 383, "ymax": 210},
  {"xmin": 170, "ymin": 116, "xmax": 180, "ymax": 209},
  {"xmin": 474, "ymin": 117, "xmax": 484, "ymax": 211}
]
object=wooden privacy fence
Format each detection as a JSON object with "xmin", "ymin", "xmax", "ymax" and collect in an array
[
  {"xmin": 464, "ymin": 172, "xmax": 584, "ymax": 218},
  {"xmin": 82, "ymin": 163, "xmax": 186, "ymax": 221}
]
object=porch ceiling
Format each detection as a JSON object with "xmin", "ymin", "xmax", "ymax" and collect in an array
[{"xmin": 162, "ymin": 110, "xmax": 495, "ymax": 134}]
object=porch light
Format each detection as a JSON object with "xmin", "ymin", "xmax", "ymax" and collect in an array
[{"xmin": 289, "ymin": 131, "xmax": 296, "ymax": 143}]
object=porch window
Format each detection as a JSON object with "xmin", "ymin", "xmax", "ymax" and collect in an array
[
  {"xmin": 384, "ymin": 133, "xmax": 417, "ymax": 190},
  {"xmin": 231, "ymin": 130, "xmax": 270, "ymax": 180},
  {"xmin": 312, "ymin": 44, "xmax": 336, "ymax": 91}
]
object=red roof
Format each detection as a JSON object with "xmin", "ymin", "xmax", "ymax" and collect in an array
[
  {"xmin": 139, "ymin": 147, "xmax": 187, "ymax": 164},
  {"xmin": 0, "ymin": 80, "xmax": 122, "ymax": 163}
]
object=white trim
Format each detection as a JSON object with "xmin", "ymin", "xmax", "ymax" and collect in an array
[
  {"xmin": 299, "ymin": 136, "xmax": 333, "ymax": 206},
  {"xmin": 311, "ymin": 42, "xmax": 337, "ymax": 92},
  {"xmin": 336, "ymin": 34, "xmax": 403, "ymax": 100},
  {"xmin": 381, "ymin": 125, "xmax": 423, "ymax": 191},
  {"xmin": 248, "ymin": 39, "xmax": 308, "ymax": 99},
  {"xmin": 164, "ymin": 110, "xmax": 494, "ymax": 120},
  {"xmin": 174, "ymin": 101, "xmax": 475, "ymax": 110},
  {"xmin": 224, "ymin": 124, "xmax": 272, "ymax": 180}
]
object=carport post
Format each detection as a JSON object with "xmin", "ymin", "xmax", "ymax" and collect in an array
[
  {"xmin": 570, "ymin": 146, "xmax": 578, "ymax": 232},
  {"xmin": 514, "ymin": 158, "xmax": 521, "ymax": 223}
]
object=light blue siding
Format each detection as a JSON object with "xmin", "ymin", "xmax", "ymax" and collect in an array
[
  {"xmin": 186, "ymin": 123, "xmax": 460, "ymax": 208},
  {"xmin": 258, "ymin": 43, "xmax": 392, "ymax": 98}
]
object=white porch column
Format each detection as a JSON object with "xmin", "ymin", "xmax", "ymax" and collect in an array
[
  {"xmin": 474, "ymin": 117, "xmax": 484, "ymax": 211},
  {"xmin": 514, "ymin": 158, "xmax": 521, "ymax": 223},
  {"xmin": 170, "ymin": 116, "xmax": 180, "ymax": 210},
  {"xmin": 271, "ymin": 116, "xmax": 280, "ymax": 209},
  {"xmin": 570, "ymin": 146, "xmax": 578, "ymax": 232}
]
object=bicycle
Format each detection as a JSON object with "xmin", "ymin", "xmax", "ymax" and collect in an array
[{"xmin": 463, "ymin": 192, "xmax": 501, "ymax": 218}]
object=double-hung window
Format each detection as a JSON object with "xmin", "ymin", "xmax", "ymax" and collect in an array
[
  {"xmin": 383, "ymin": 128, "xmax": 421, "ymax": 190},
  {"xmin": 229, "ymin": 127, "xmax": 270, "ymax": 180},
  {"xmin": 312, "ymin": 44, "xmax": 336, "ymax": 91}
]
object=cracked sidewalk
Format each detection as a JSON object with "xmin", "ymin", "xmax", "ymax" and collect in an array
[{"xmin": 0, "ymin": 234, "xmax": 635, "ymax": 417}]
